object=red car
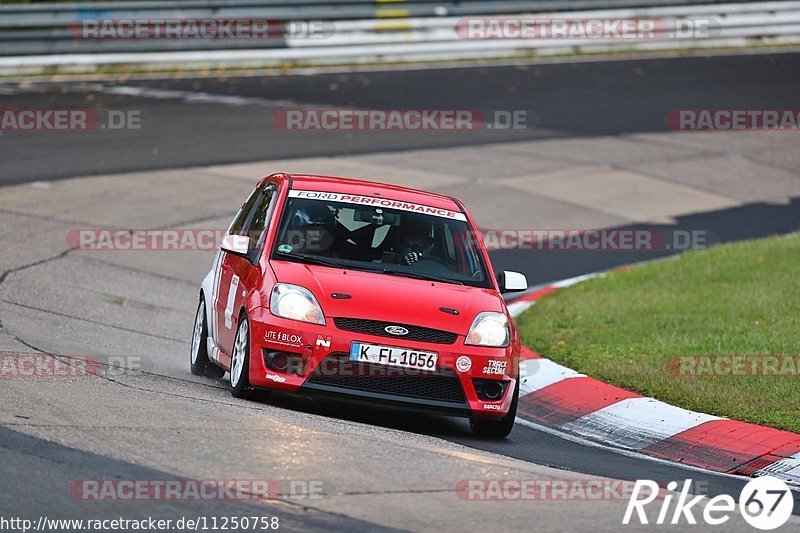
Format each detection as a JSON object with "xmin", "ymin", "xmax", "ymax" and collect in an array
[{"xmin": 190, "ymin": 173, "xmax": 528, "ymax": 437}]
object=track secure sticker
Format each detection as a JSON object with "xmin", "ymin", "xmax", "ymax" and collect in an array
[
  {"xmin": 456, "ymin": 356, "xmax": 472, "ymax": 373},
  {"xmin": 483, "ymin": 360, "xmax": 507, "ymax": 375}
]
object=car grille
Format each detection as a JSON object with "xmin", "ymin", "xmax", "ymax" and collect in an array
[
  {"xmin": 306, "ymin": 354, "xmax": 466, "ymax": 404},
  {"xmin": 333, "ymin": 317, "xmax": 458, "ymax": 345}
]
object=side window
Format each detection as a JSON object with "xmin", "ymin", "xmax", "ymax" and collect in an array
[
  {"xmin": 227, "ymin": 183, "xmax": 277, "ymax": 263},
  {"xmin": 229, "ymin": 185, "xmax": 265, "ymax": 236},
  {"xmin": 229, "ymin": 183, "xmax": 275, "ymax": 237},
  {"xmin": 246, "ymin": 185, "xmax": 276, "ymax": 242}
]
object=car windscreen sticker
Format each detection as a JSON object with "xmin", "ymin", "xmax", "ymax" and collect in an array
[{"xmin": 288, "ymin": 190, "xmax": 467, "ymax": 221}]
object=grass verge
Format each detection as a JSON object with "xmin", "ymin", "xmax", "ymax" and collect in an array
[{"xmin": 517, "ymin": 233, "xmax": 800, "ymax": 433}]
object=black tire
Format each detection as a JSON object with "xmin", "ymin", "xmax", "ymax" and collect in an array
[
  {"xmin": 189, "ymin": 296, "xmax": 225, "ymax": 380},
  {"xmin": 470, "ymin": 381, "xmax": 519, "ymax": 438},
  {"xmin": 190, "ymin": 296, "xmax": 210, "ymax": 375}
]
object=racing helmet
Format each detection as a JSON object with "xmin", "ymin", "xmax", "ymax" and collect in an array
[{"xmin": 291, "ymin": 202, "xmax": 336, "ymax": 254}]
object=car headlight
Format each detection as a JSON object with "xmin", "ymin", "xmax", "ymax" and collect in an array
[
  {"xmin": 270, "ymin": 283, "xmax": 325, "ymax": 325},
  {"xmin": 465, "ymin": 312, "xmax": 509, "ymax": 347}
]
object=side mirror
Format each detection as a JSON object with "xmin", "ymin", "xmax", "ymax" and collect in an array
[
  {"xmin": 498, "ymin": 270, "xmax": 527, "ymax": 293},
  {"xmin": 220, "ymin": 234, "xmax": 251, "ymax": 256}
]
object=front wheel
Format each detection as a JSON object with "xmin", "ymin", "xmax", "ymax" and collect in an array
[
  {"xmin": 470, "ymin": 381, "xmax": 519, "ymax": 438},
  {"xmin": 230, "ymin": 314, "xmax": 252, "ymax": 398},
  {"xmin": 229, "ymin": 313, "xmax": 270, "ymax": 401}
]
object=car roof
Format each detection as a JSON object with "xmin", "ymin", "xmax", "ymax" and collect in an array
[{"xmin": 268, "ymin": 173, "xmax": 464, "ymax": 212}]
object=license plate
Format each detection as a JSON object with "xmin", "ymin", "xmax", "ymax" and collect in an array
[{"xmin": 349, "ymin": 342, "xmax": 438, "ymax": 371}]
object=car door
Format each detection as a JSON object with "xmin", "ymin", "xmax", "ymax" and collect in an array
[{"xmin": 215, "ymin": 182, "xmax": 277, "ymax": 364}]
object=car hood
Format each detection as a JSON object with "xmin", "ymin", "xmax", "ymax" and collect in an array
[{"xmin": 269, "ymin": 260, "xmax": 505, "ymax": 335}]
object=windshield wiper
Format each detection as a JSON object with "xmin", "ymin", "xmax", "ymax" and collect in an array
[
  {"xmin": 276, "ymin": 250, "xmax": 345, "ymax": 269},
  {"xmin": 380, "ymin": 268, "xmax": 463, "ymax": 286}
]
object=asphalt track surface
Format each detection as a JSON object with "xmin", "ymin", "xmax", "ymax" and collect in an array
[
  {"xmin": 3, "ymin": 52, "xmax": 800, "ymax": 186},
  {"xmin": 1, "ymin": 53, "xmax": 800, "ymax": 530}
]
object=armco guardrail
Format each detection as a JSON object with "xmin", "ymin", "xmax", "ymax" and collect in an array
[
  {"xmin": 0, "ymin": 0, "xmax": 799, "ymax": 74},
  {"xmin": 0, "ymin": 0, "xmax": 755, "ymax": 54}
]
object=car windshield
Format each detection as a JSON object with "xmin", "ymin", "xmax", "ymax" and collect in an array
[{"xmin": 271, "ymin": 194, "xmax": 491, "ymax": 288}]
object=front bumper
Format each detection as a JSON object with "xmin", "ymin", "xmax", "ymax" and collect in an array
[{"xmin": 247, "ymin": 308, "xmax": 519, "ymax": 419}]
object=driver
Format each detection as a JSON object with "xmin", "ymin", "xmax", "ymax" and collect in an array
[
  {"xmin": 292, "ymin": 203, "xmax": 338, "ymax": 256},
  {"xmin": 395, "ymin": 216, "xmax": 434, "ymax": 266}
]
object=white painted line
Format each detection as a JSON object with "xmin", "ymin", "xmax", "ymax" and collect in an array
[
  {"xmin": 93, "ymin": 84, "xmax": 303, "ymax": 108},
  {"xmin": 518, "ymin": 358, "xmax": 584, "ymax": 397},
  {"xmin": 756, "ymin": 452, "xmax": 800, "ymax": 488},
  {"xmin": 561, "ymin": 397, "xmax": 723, "ymax": 451},
  {"xmin": 551, "ymin": 272, "xmax": 601, "ymax": 289},
  {"xmin": 505, "ymin": 272, "xmax": 601, "ymax": 318},
  {"xmin": 514, "ymin": 417, "xmax": 783, "ymax": 487},
  {"xmin": 506, "ymin": 299, "xmax": 535, "ymax": 318}
]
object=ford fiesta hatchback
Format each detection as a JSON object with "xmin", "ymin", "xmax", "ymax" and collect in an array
[{"xmin": 190, "ymin": 173, "xmax": 528, "ymax": 437}]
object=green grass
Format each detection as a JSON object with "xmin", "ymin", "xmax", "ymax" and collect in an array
[{"xmin": 517, "ymin": 233, "xmax": 800, "ymax": 433}]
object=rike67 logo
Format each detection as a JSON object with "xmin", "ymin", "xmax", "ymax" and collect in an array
[{"xmin": 624, "ymin": 477, "xmax": 795, "ymax": 530}]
